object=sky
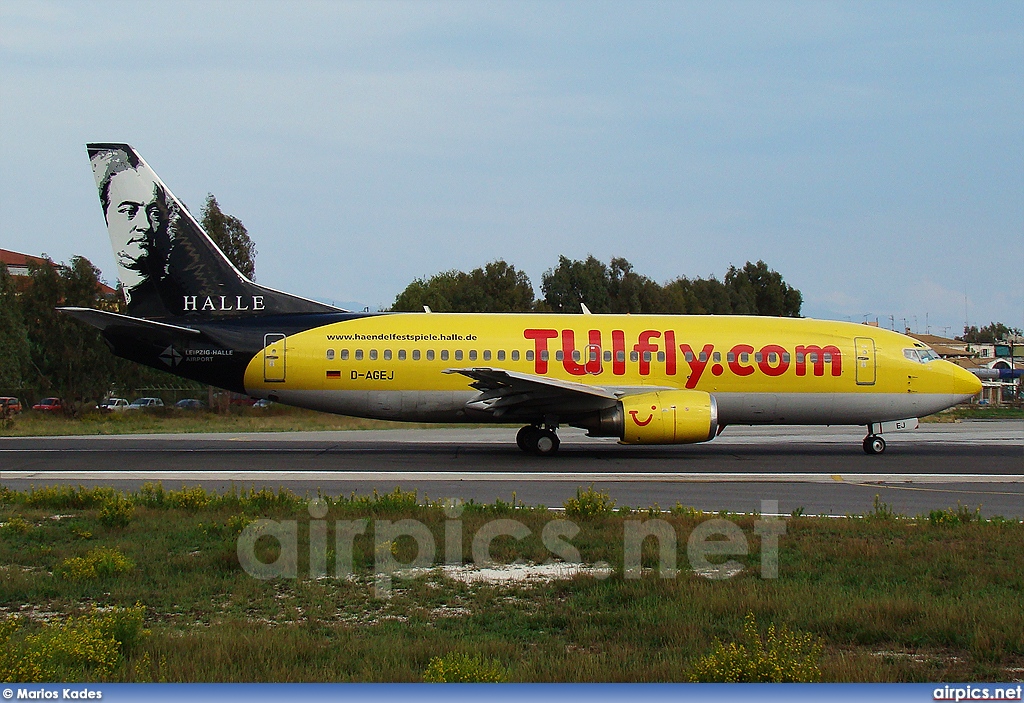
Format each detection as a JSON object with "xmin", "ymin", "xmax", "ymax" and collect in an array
[{"xmin": 1, "ymin": 1, "xmax": 1021, "ymax": 336}]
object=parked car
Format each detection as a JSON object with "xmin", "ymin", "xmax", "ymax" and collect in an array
[
  {"xmin": 127, "ymin": 397, "xmax": 164, "ymax": 410},
  {"xmin": 253, "ymin": 399, "xmax": 273, "ymax": 408},
  {"xmin": 0, "ymin": 397, "xmax": 23, "ymax": 415},
  {"xmin": 100, "ymin": 398, "xmax": 129, "ymax": 412},
  {"xmin": 175, "ymin": 398, "xmax": 205, "ymax": 410},
  {"xmin": 32, "ymin": 397, "xmax": 64, "ymax": 413}
]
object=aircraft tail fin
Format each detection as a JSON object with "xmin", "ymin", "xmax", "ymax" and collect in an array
[{"xmin": 87, "ymin": 143, "xmax": 341, "ymax": 319}]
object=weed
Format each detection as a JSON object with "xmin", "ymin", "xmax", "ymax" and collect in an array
[
  {"xmin": 423, "ymin": 652, "xmax": 510, "ymax": 683},
  {"xmin": 99, "ymin": 494, "xmax": 135, "ymax": 528},
  {"xmin": 56, "ymin": 547, "xmax": 135, "ymax": 581},
  {"xmin": 688, "ymin": 612, "xmax": 823, "ymax": 683},
  {"xmin": 928, "ymin": 502, "xmax": 982, "ymax": 527},
  {"xmin": 2, "ymin": 515, "xmax": 30, "ymax": 534},
  {"xmin": 791, "ymin": 507, "xmax": 806, "ymax": 518},
  {"xmin": 564, "ymin": 485, "xmax": 616, "ymax": 518},
  {"xmin": 671, "ymin": 503, "xmax": 704, "ymax": 518},
  {"xmin": 868, "ymin": 494, "xmax": 897, "ymax": 521}
]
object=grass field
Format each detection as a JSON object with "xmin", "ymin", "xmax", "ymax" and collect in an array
[{"xmin": 2, "ymin": 484, "xmax": 1022, "ymax": 683}]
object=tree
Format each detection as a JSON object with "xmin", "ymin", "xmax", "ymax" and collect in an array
[
  {"xmin": 960, "ymin": 323, "xmax": 1022, "ymax": 344},
  {"xmin": 390, "ymin": 260, "xmax": 535, "ymax": 312},
  {"xmin": 724, "ymin": 260, "xmax": 802, "ymax": 317},
  {"xmin": 0, "ymin": 263, "xmax": 31, "ymax": 392},
  {"xmin": 540, "ymin": 255, "xmax": 613, "ymax": 313},
  {"xmin": 20, "ymin": 256, "xmax": 120, "ymax": 412},
  {"xmin": 201, "ymin": 194, "xmax": 257, "ymax": 280}
]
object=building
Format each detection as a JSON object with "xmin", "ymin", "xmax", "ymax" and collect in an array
[{"xmin": 0, "ymin": 248, "xmax": 117, "ymax": 298}]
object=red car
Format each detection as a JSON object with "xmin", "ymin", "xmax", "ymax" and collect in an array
[
  {"xmin": 32, "ymin": 397, "xmax": 64, "ymax": 413},
  {"xmin": 0, "ymin": 397, "xmax": 22, "ymax": 415}
]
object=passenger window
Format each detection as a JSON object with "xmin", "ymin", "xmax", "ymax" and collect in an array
[
  {"xmin": 455, "ymin": 350, "xmax": 463, "ymax": 361},
  {"xmin": 341, "ymin": 349, "xmax": 350, "ymax": 360},
  {"xmin": 713, "ymin": 352, "xmax": 721, "ymax": 362},
  {"xmin": 699, "ymin": 352, "xmax": 707, "ymax": 362},
  {"xmin": 398, "ymin": 350, "xmax": 406, "ymax": 361},
  {"xmin": 355, "ymin": 350, "xmax": 364, "ymax": 361},
  {"xmin": 540, "ymin": 350, "xmax": 549, "ymax": 361},
  {"xmin": 782, "ymin": 353, "xmax": 790, "ymax": 363},
  {"xmin": 808, "ymin": 353, "xmax": 818, "ymax": 363},
  {"xmin": 823, "ymin": 353, "xmax": 832, "ymax": 363},
  {"xmin": 441, "ymin": 350, "xmax": 449, "ymax": 361},
  {"xmin": 617, "ymin": 351, "xmax": 625, "ymax": 362},
  {"xmin": 727, "ymin": 352, "xmax": 735, "ymax": 363},
  {"xmin": 555, "ymin": 351, "xmax": 563, "ymax": 361},
  {"xmin": 326, "ymin": 349, "xmax": 335, "ymax": 360},
  {"xmin": 483, "ymin": 350, "xmax": 491, "ymax": 361},
  {"xmin": 630, "ymin": 351, "xmax": 639, "ymax": 362},
  {"xmin": 513, "ymin": 350, "xmax": 521, "ymax": 361},
  {"xmin": 604, "ymin": 350, "xmax": 612, "ymax": 362},
  {"xmin": 370, "ymin": 350, "xmax": 378, "ymax": 361},
  {"xmin": 525, "ymin": 350, "xmax": 533, "ymax": 361},
  {"xmin": 590, "ymin": 349, "xmax": 599, "ymax": 361},
  {"xmin": 754, "ymin": 353, "xmax": 763, "ymax": 363},
  {"xmin": 643, "ymin": 351, "xmax": 651, "ymax": 362},
  {"xmin": 740, "ymin": 353, "xmax": 749, "ymax": 363},
  {"xmin": 497, "ymin": 350, "xmax": 506, "ymax": 361},
  {"xmin": 412, "ymin": 350, "xmax": 421, "ymax": 361},
  {"xmin": 383, "ymin": 350, "xmax": 392, "ymax": 361},
  {"xmin": 685, "ymin": 352, "xmax": 694, "ymax": 362},
  {"xmin": 768, "ymin": 353, "xmax": 777, "ymax": 363},
  {"xmin": 571, "ymin": 350, "xmax": 581, "ymax": 362},
  {"xmin": 469, "ymin": 350, "xmax": 477, "ymax": 361},
  {"xmin": 427, "ymin": 350, "xmax": 435, "ymax": 361},
  {"xmin": 657, "ymin": 351, "xmax": 665, "ymax": 362},
  {"xmin": 795, "ymin": 352, "xmax": 804, "ymax": 363}
]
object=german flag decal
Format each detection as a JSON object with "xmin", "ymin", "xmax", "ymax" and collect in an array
[{"xmin": 326, "ymin": 370, "xmax": 341, "ymax": 379}]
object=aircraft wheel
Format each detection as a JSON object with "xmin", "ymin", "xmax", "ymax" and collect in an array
[
  {"xmin": 863, "ymin": 435, "xmax": 886, "ymax": 455},
  {"xmin": 533, "ymin": 429, "xmax": 560, "ymax": 456},
  {"xmin": 516, "ymin": 425, "xmax": 540, "ymax": 452}
]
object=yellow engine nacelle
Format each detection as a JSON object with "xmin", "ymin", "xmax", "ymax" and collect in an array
[{"xmin": 616, "ymin": 390, "xmax": 719, "ymax": 444}]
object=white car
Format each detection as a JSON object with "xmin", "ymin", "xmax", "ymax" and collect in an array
[
  {"xmin": 127, "ymin": 397, "xmax": 164, "ymax": 410},
  {"xmin": 101, "ymin": 398, "xmax": 129, "ymax": 412}
]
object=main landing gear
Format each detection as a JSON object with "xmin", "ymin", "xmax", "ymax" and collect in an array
[
  {"xmin": 517, "ymin": 424, "xmax": 560, "ymax": 456},
  {"xmin": 862, "ymin": 434, "xmax": 886, "ymax": 455}
]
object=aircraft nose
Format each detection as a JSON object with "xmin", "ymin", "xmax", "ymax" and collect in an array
[{"xmin": 951, "ymin": 364, "xmax": 983, "ymax": 400}]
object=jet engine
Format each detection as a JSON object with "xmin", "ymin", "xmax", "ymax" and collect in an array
[{"xmin": 581, "ymin": 390, "xmax": 718, "ymax": 444}]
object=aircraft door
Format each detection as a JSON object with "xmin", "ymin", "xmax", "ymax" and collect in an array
[
  {"xmin": 586, "ymin": 344, "xmax": 602, "ymax": 374},
  {"xmin": 264, "ymin": 333, "xmax": 286, "ymax": 383},
  {"xmin": 854, "ymin": 337, "xmax": 876, "ymax": 385}
]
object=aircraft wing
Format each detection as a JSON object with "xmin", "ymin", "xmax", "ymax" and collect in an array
[{"xmin": 443, "ymin": 367, "xmax": 622, "ymax": 419}]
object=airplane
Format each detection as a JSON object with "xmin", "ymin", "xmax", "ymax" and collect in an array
[{"xmin": 62, "ymin": 143, "xmax": 983, "ymax": 456}]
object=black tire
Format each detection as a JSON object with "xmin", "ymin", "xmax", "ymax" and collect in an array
[
  {"xmin": 534, "ymin": 429, "xmax": 560, "ymax": 456},
  {"xmin": 516, "ymin": 426, "xmax": 539, "ymax": 452},
  {"xmin": 863, "ymin": 435, "xmax": 886, "ymax": 455}
]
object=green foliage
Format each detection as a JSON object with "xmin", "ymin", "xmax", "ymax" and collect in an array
[
  {"xmin": 0, "ymin": 262, "xmax": 31, "ymax": 391},
  {"xmin": 688, "ymin": 613, "xmax": 823, "ymax": 682},
  {"xmin": 23, "ymin": 484, "xmax": 119, "ymax": 509},
  {"xmin": 56, "ymin": 546, "xmax": 135, "ymax": 581},
  {"xmin": 391, "ymin": 260, "xmax": 536, "ymax": 313},
  {"xmin": 99, "ymin": 494, "xmax": 135, "ymax": 528},
  {"xmin": 0, "ymin": 605, "xmax": 147, "ymax": 683},
  {"xmin": 563, "ymin": 485, "xmax": 616, "ymax": 518},
  {"xmin": 201, "ymin": 194, "xmax": 257, "ymax": 280},
  {"xmin": 928, "ymin": 502, "xmax": 981, "ymax": 527},
  {"xmin": 423, "ymin": 652, "xmax": 510, "ymax": 683},
  {"xmin": 2, "ymin": 515, "xmax": 30, "ymax": 534},
  {"xmin": 960, "ymin": 322, "xmax": 1022, "ymax": 344},
  {"xmin": 867, "ymin": 494, "xmax": 898, "ymax": 521}
]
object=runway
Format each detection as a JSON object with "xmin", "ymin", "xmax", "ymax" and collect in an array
[{"xmin": 2, "ymin": 421, "xmax": 1021, "ymax": 517}]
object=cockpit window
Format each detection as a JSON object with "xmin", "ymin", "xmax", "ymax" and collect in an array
[{"xmin": 904, "ymin": 348, "xmax": 939, "ymax": 363}]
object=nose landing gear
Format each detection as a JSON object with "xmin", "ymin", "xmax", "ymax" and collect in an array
[
  {"xmin": 862, "ymin": 434, "xmax": 886, "ymax": 455},
  {"xmin": 516, "ymin": 424, "xmax": 560, "ymax": 456}
]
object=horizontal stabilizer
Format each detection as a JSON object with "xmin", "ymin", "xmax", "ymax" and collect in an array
[{"xmin": 58, "ymin": 307, "xmax": 202, "ymax": 336}]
